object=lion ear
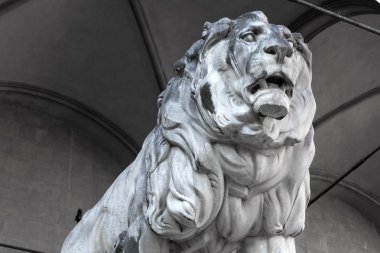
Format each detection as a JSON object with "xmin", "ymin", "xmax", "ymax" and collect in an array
[
  {"xmin": 292, "ymin": 32, "xmax": 312, "ymax": 68},
  {"xmin": 199, "ymin": 17, "xmax": 232, "ymax": 62},
  {"xmin": 172, "ymin": 18, "xmax": 232, "ymax": 78},
  {"xmin": 173, "ymin": 39, "xmax": 204, "ymax": 77}
]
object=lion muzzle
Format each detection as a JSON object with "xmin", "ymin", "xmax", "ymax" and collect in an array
[
  {"xmin": 246, "ymin": 74, "xmax": 293, "ymax": 120},
  {"xmin": 253, "ymin": 88, "xmax": 290, "ymax": 120}
]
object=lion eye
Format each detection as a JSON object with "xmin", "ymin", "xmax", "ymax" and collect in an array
[
  {"xmin": 285, "ymin": 37, "xmax": 294, "ymax": 47},
  {"xmin": 241, "ymin": 32, "xmax": 255, "ymax": 42},
  {"xmin": 283, "ymin": 32, "xmax": 295, "ymax": 47}
]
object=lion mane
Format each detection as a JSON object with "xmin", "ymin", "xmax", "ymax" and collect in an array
[{"xmin": 62, "ymin": 11, "xmax": 316, "ymax": 253}]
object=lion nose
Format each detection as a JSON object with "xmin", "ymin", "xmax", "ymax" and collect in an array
[{"xmin": 264, "ymin": 43, "xmax": 293, "ymax": 63}]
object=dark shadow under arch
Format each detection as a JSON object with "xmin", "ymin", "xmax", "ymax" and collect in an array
[
  {"xmin": 289, "ymin": 0, "xmax": 380, "ymax": 42},
  {"xmin": 0, "ymin": 80, "xmax": 140, "ymax": 157}
]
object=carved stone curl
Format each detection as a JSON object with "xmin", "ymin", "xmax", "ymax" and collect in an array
[{"xmin": 61, "ymin": 11, "xmax": 316, "ymax": 253}]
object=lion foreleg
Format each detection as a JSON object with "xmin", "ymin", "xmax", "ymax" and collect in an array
[
  {"xmin": 166, "ymin": 147, "xmax": 214, "ymax": 232},
  {"xmin": 137, "ymin": 224, "xmax": 173, "ymax": 253},
  {"xmin": 239, "ymin": 236, "xmax": 296, "ymax": 253},
  {"xmin": 146, "ymin": 145, "xmax": 216, "ymax": 241},
  {"xmin": 112, "ymin": 224, "xmax": 178, "ymax": 253}
]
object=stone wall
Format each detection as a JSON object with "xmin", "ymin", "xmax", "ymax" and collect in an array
[
  {"xmin": 296, "ymin": 196, "xmax": 380, "ymax": 253},
  {"xmin": 0, "ymin": 102, "xmax": 128, "ymax": 252}
]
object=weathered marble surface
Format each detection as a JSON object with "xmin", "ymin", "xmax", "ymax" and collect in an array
[{"xmin": 61, "ymin": 11, "xmax": 316, "ymax": 253}]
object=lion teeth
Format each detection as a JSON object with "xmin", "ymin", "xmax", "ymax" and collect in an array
[
  {"xmin": 247, "ymin": 76, "xmax": 293, "ymax": 98},
  {"xmin": 285, "ymin": 87, "xmax": 293, "ymax": 98},
  {"xmin": 247, "ymin": 83, "xmax": 260, "ymax": 95},
  {"xmin": 259, "ymin": 79, "xmax": 268, "ymax": 89},
  {"xmin": 247, "ymin": 79, "xmax": 267, "ymax": 95}
]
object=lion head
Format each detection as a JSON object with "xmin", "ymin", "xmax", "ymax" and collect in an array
[
  {"xmin": 152, "ymin": 11, "xmax": 316, "ymax": 248},
  {"xmin": 171, "ymin": 11, "xmax": 315, "ymax": 150}
]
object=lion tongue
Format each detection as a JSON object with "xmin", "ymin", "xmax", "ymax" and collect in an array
[{"xmin": 262, "ymin": 117, "xmax": 280, "ymax": 140}]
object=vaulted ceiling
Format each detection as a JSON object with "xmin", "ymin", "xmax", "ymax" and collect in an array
[{"xmin": 0, "ymin": 0, "xmax": 379, "ymax": 233}]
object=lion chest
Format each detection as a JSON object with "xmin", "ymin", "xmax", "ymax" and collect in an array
[{"xmin": 211, "ymin": 172, "xmax": 309, "ymax": 247}]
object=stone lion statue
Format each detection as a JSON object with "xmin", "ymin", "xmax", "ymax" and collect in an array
[{"xmin": 62, "ymin": 11, "xmax": 316, "ymax": 253}]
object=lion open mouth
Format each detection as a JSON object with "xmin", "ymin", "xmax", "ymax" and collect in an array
[
  {"xmin": 247, "ymin": 74, "xmax": 294, "ymax": 98},
  {"xmin": 247, "ymin": 73, "xmax": 294, "ymax": 120}
]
